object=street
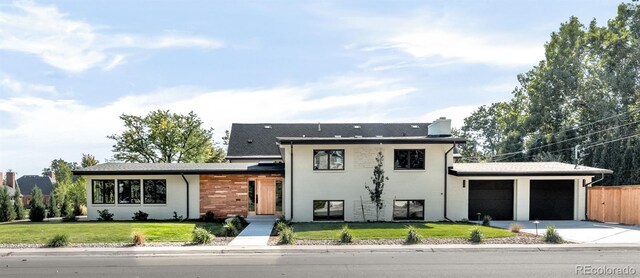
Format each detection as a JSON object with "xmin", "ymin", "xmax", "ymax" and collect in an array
[{"xmin": 1, "ymin": 250, "xmax": 639, "ymax": 278}]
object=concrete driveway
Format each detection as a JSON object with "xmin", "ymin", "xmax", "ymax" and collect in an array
[{"xmin": 491, "ymin": 220, "xmax": 640, "ymax": 244}]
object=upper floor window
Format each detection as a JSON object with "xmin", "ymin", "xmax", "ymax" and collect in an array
[
  {"xmin": 313, "ymin": 150, "xmax": 344, "ymax": 170},
  {"xmin": 394, "ymin": 149, "xmax": 425, "ymax": 170},
  {"xmin": 143, "ymin": 179, "xmax": 167, "ymax": 204}
]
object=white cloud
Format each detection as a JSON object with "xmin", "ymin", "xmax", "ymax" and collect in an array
[
  {"xmin": 0, "ymin": 75, "xmax": 58, "ymax": 96},
  {"xmin": 0, "ymin": 76, "xmax": 415, "ymax": 174},
  {"xmin": 0, "ymin": 1, "xmax": 223, "ymax": 72}
]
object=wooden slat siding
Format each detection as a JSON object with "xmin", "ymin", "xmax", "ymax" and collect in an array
[{"xmin": 587, "ymin": 185, "xmax": 640, "ymax": 225}]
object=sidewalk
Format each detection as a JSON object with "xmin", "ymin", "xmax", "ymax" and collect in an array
[
  {"xmin": 228, "ymin": 217, "xmax": 276, "ymax": 246},
  {"xmin": 2, "ymin": 243, "xmax": 640, "ymax": 257}
]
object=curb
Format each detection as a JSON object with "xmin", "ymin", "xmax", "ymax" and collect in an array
[{"xmin": 2, "ymin": 244, "xmax": 640, "ymax": 257}]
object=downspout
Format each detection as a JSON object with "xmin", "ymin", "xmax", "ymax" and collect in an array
[
  {"xmin": 181, "ymin": 174, "xmax": 189, "ymax": 220},
  {"xmin": 290, "ymin": 142, "xmax": 294, "ymax": 221},
  {"xmin": 583, "ymin": 173, "xmax": 605, "ymax": 220},
  {"xmin": 443, "ymin": 143, "xmax": 456, "ymax": 222}
]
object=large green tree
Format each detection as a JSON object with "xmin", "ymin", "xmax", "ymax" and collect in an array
[
  {"xmin": 108, "ymin": 110, "xmax": 225, "ymax": 163},
  {"xmin": 81, "ymin": 153, "xmax": 99, "ymax": 168}
]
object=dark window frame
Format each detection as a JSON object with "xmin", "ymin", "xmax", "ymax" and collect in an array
[
  {"xmin": 313, "ymin": 200, "xmax": 345, "ymax": 221},
  {"xmin": 393, "ymin": 199, "xmax": 425, "ymax": 220},
  {"xmin": 275, "ymin": 180, "xmax": 283, "ymax": 212},
  {"xmin": 393, "ymin": 149, "xmax": 426, "ymax": 170},
  {"xmin": 248, "ymin": 180, "xmax": 256, "ymax": 212},
  {"xmin": 92, "ymin": 179, "xmax": 115, "ymax": 204},
  {"xmin": 313, "ymin": 149, "xmax": 345, "ymax": 171},
  {"xmin": 117, "ymin": 179, "xmax": 141, "ymax": 204},
  {"xmin": 142, "ymin": 179, "xmax": 167, "ymax": 204}
]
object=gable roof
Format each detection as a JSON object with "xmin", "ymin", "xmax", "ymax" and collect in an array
[
  {"xmin": 16, "ymin": 175, "xmax": 55, "ymax": 195},
  {"xmin": 73, "ymin": 162, "xmax": 285, "ymax": 175},
  {"xmin": 227, "ymin": 123, "xmax": 436, "ymax": 159},
  {"xmin": 448, "ymin": 162, "xmax": 613, "ymax": 177}
]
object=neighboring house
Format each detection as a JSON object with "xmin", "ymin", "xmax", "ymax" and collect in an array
[
  {"xmin": 74, "ymin": 118, "xmax": 613, "ymax": 221},
  {"xmin": 16, "ymin": 174, "xmax": 55, "ymax": 206}
]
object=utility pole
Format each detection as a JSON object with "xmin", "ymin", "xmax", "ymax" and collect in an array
[{"xmin": 574, "ymin": 144, "xmax": 580, "ymax": 168}]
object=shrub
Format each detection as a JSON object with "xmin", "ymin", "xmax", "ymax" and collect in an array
[
  {"xmin": 97, "ymin": 209, "xmax": 114, "ymax": 221},
  {"xmin": 62, "ymin": 213, "xmax": 77, "ymax": 222},
  {"xmin": 47, "ymin": 234, "xmax": 69, "ymax": 247},
  {"xmin": 277, "ymin": 226, "xmax": 296, "ymax": 245},
  {"xmin": 172, "ymin": 211, "xmax": 184, "ymax": 221},
  {"xmin": 192, "ymin": 227, "xmax": 215, "ymax": 244},
  {"xmin": 29, "ymin": 187, "xmax": 47, "ymax": 222},
  {"xmin": 543, "ymin": 225, "xmax": 563, "ymax": 244},
  {"xmin": 13, "ymin": 186, "xmax": 26, "ymax": 220},
  {"xmin": 220, "ymin": 221, "xmax": 239, "ymax": 237},
  {"xmin": 405, "ymin": 225, "xmax": 423, "ymax": 244},
  {"xmin": 132, "ymin": 210, "xmax": 149, "ymax": 221},
  {"xmin": 509, "ymin": 223, "xmax": 522, "ymax": 233},
  {"xmin": 132, "ymin": 231, "xmax": 145, "ymax": 246},
  {"xmin": 230, "ymin": 216, "xmax": 242, "ymax": 229},
  {"xmin": 0, "ymin": 186, "xmax": 16, "ymax": 222},
  {"xmin": 234, "ymin": 215, "xmax": 249, "ymax": 227},
  {"xmin": 47, "ymin": 191, "xmax": 60, "ymax": 218},
  {"xmin": 203, "ymin": 211, "xmax": 215, "ymax": 222},
  {"xmin": 482, "ymin": 215, "xmax": 492, "ymax": 227},
  {"xmin": 469, "ymin": 228, "xmax": 483, "ymax": 243},
  {"xmin": 60, "ymin": 195, "xmax": 72, "ymax": 219},
  {"xmin": 339, "ymin": 225, "xmax": 352, "ymax": 243},
  {"xmin": 72, "ymin": 195, "xmax": 83, "ymax": 216},
  {"xmin": 79, "ymin": 205, "xmax": 88, "ymax": 216},
  {"xmin": 275, "ymin": 221, "xmax": 290, "ymax": 234}
]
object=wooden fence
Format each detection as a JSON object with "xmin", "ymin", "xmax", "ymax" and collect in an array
[{"xmin": 587, "ymin": 185, "xmax": 640, "ymax": 225}]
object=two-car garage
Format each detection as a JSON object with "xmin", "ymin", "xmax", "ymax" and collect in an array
[{"xmin": 466, "ymin": 179, "xmax": 575, "ymax": 221}]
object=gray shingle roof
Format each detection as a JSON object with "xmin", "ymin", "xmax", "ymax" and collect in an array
[
  {"xmin": 1, "ymin": 185, "xmax": 16, "ymax": 196},
  {"xmin": 227, "ymin": 123, "xmax": 439, "ymax": 158},
  {"xmin": 73, "ymin": 162, "xmax": 284, "ymax": 175},
  {"xmin": 449, "ymin": 162, "xmax": 613, "ymax": 177},
  {"xmin": 16, "ymin": 175, "xmax": 55, "ymax": 195}
]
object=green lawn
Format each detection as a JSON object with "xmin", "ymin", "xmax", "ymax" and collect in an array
[
  {"xmin": 0, "ymin": 222, "xmax": 223, "ymax": 244},
  {"xmin": 292, "ymin": 222, "xmax": 513, "ymax": 240}
]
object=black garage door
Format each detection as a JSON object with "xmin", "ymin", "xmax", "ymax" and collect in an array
[
  {"xmin": 468, "ymin": 180, "xmax": 514, "ymax": 220},
  {"xmin": 529, "ymin": 180, "xmax": 574, "ymax": 220}
]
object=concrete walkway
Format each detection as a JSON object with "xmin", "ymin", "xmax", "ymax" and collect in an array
[
  {"xmin": 228, "ymin": 216, "xmax": 276, "ymax": 246},
  {"xmin": 492, "ymin": 220, "xmax": 640, "ymax": 244}
]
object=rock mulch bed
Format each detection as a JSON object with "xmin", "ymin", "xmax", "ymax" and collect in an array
[
  {"xmin": 268, "ymin": 233, "xmax": 554, "ymax": 245},
  {"xmin": 0, "ymin": 237, "xmax": 233, "ymax": 249}
]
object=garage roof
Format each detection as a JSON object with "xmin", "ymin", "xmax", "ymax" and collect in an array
[
  {"xmin": 73, "ymin": 162, "xmax": 285, "ymax": 175},
  {"xmin": 449, "ymin": 162, "xmax": 613, "ymax": 177}
]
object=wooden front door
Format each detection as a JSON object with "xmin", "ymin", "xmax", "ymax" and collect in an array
[{"xmin": 257, "ymin": 180, "xmax": 276, "ymax": 215}]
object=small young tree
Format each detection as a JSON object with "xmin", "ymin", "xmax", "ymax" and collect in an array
[
  {"xmin": 48, "ymin": 191, "xmax": 61, "ymax": 218},
  {"xmin": 364, "ymin": 151, "xmax": 389, "ymax": 221},
  {"xmin": 29, "ymin": 186, "xmax": 47, "ymax": 222},
  {"xmin": 12, "ymin": 186, "xmax": 26, "ymax": 220},
  {"xmin": 0, "ymin": 186, "xmax": 16, "ymax": 222},
  {"xmin": 60, "ymin": 194, "xmax": 72, "ymax": 219}
]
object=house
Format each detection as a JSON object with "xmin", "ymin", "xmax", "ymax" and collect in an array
[
  {"xmin": 73, "ymin": 118, "xmax": 613, "ymax": 222},
  {"xmin": 14, "ymin": 172, "xmax": 55, "ymax": 206}
]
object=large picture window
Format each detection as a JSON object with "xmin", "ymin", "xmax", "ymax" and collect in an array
[
  {"xmin": 143, "ymin": 179, "xmax": 167, "ymax": 204},
  {"xmin": 393, "ymin": 200, "xmax": 425, "ymax": 220},
  {"xmin": 394, "ymin": 149, "xmax": 425, "ymax": 170},
  {"xmin": 313, "ymin": 200, "xmax": 344, "ymax": 221},
  {"xmin": 118, "ymin": 180, "xmax": 141, "ymax": 204},
  {"xmin": 92, "ymin": 180, "xmax": 115, "ymax": 204},
  {"xmin": 313, "ymin": 150, "xmax": 344, "ymax": 170}
]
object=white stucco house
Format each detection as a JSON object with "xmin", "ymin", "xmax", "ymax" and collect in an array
[{"xmin": 74, "ymin": 118, "xmax": 612, "ymax": 222}]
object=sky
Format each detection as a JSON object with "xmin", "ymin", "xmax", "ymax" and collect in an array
[{"xmin": 0, "ymin": 0, "xmax": 624, "ymax": 176}]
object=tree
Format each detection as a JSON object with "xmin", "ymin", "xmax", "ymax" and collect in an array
[
  {"xmin": 48, "ymin": 191, "xmax": 60, "ymax": 218},
  {"xmin": 81, "ymin": 153, "xmax": 99, "ymax": 168},
  {"xmin": 29, "ymin": 186, "xmax": 47, "ymax": 222},
  {"xmin": 0, "ymin": 186, "xmax": 16, "ymax": 222},
  {"xmin": 364, "ymin": 152, "xmax": 389, "ymax": 221},
  {"xmin": 43, "ymin": 158, "xmax": 76, "ymax": 184},
  {"xmin": 60, "ymin": 194, "xmax": 72, "ymax": 219},
  {"xmin": 12, "ymin": 186, "xmax": 26, "ymax": 220},
  {"xmin": 107, "ymin": 110, "xmax": 218, "ymax": 163}
]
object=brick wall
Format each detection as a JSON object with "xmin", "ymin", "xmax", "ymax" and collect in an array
[{"xmin": 200, "ymin": 173, "xmax": 283, "ymax": 218}]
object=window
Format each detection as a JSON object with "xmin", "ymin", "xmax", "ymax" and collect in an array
[
  {"xmin": 92, "ymin": 180, "xmax": 115, "ymax": 204},
  {"xmin": 394, "ymin": 149, "xmax": 425, "ymax": 170},
  {"xmin": 313, "ymin": 150, "xmax": 344, "ymax": 170},
  {"xmin": 118, "ymin": 180, "xmax": 141, "ymax": 204},
  {"xmin": 248, "ymin": 180, "xmax": 256, "ymax": 212},
  {"xmin": 313, "ymin": 200, "xmax": 344, "ymax": 221},
  {"xmin": 393, "ymin": 200, "xmax": 425, "ymax": 220},
  {"xmin": 143, "ymin": 179, "xmax": 167, "ymax": 204},
  {"xmin": 275, "ymin": 180, "xmax": 283, "ymax": 212}
]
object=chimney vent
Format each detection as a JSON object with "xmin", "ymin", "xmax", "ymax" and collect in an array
[{"xmin": 6, "ymin": 170, "xmax": 16, "ymax": 189}]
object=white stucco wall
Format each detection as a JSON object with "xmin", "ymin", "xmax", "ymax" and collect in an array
[
  {"xmin": 85, "ymin": 175, "xmax": 200, "ymax": 220},
  {"xmin": 448, "ymin": 176, "xmax": 592, "ymax": 221},
  {"xmin": 282, "ymin": 143, "xmax": 455, "ymax": 222}
]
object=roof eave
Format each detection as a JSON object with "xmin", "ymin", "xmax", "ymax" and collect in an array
[
  {"xmin": 448, "ymin": 169, "xmax": 614, "ymax": 177},
  {"xmin": 73, "ymin": 169, "xmax": 285, "ymax": 176}
]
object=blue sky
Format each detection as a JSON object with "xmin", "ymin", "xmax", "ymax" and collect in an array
[{"xmin": 0, "ymin": 0, "xmax": 623, "ymax": 175}]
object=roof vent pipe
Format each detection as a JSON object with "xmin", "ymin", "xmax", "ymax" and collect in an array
[{"xmin": 318, "ymin": 123, "xmax": 321, "ymax": 132}]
